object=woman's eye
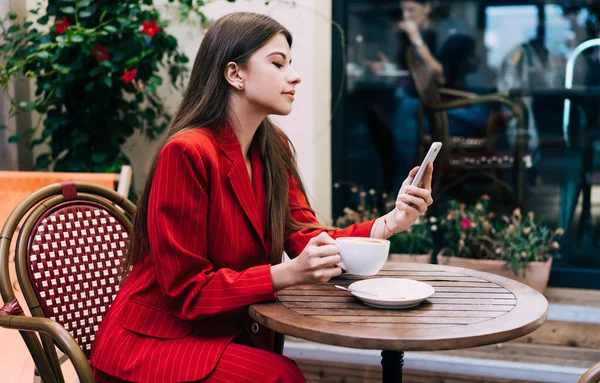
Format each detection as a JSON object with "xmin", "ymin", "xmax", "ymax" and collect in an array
[{"xmin": 273, "ymin": 62, "xmax": 284, "ymax": 68}]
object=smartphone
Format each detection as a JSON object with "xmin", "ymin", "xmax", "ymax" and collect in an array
[{"xmin": 410, "ymin": 142, "xmax": 442, "ymax": 187}]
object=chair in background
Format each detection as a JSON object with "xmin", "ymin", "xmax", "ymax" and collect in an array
[
  {"xmin": 405, "ymin": 46, "xmax": 530, "ymax": 206},
  {"xmin": 364, "ymin": 105, "xmax": 398, "ymax": 193},
  {"xmin": 578, "ymin": 361, "xmax": 600, "ymax": 383},
  {"xmin": 0, "ymin": 181, "xmax": 135, "ymax": 383}
]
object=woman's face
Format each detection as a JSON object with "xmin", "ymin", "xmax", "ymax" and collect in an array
[
  {"xmin": 238, "ymin": 33, "xmax": 301, "ymax": 116},
  {"xmin": 401, "ymin": 1, "xmax": 431, "ymax": 27}
]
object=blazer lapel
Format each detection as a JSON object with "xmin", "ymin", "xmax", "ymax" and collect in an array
[{"xmin": 213, "ymin": 124, "xmax": 266, "ymax": 251}]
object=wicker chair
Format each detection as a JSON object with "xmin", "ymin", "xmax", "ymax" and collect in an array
[
  {"xmin": 579, "ymin": 362, "xmax": 600, "ymax": 383},
  {"xmin": 405, "ymin": 46, "xmax": 530, "ymax": 206},
  {"xmin": 0, "ymin": 181, "xmax": 135, "ymax": 383}
]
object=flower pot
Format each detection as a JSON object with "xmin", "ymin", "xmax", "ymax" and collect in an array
[
  {"xmin": 437, "ymin": 253, "xmax": 553, "ymax": 293},
  {"xmin": 389, "ymin": 253, "xmax": 432, "ymax": 264}
]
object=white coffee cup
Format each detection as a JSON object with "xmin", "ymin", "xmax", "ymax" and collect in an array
[{"xmin": 335, "ymin": 237, "xmax": 390, "ymax": 275}]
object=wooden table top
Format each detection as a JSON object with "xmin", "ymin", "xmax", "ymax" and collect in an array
[{"xmin": 249, "ymin": 262, "xmax": 549, "ymax": 351}]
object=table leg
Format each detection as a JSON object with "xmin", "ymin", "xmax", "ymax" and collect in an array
[{"xmin": 381, "ymin": 350, "xmax": 404, "ymax": 383}]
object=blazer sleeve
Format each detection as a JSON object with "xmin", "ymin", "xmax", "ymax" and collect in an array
[
  {"xmin": 147, "ymin": 138, "xmax": 275, "ymax": 321},
  {"xmin": 284, "ymin": 173, "xmax": 376, "ymax": 258}
]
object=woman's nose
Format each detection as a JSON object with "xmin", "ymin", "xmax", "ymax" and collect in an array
[{"xmin": 289, "ymin": 68, "xmax": 301, "ymax": 85}]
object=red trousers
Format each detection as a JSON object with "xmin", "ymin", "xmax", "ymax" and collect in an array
[
  {"xmin": 200, "ymin": 342, "xmax": 305, "ymax": 382},
  {"xmin": 93, "ymin": 342, "xmax": 305, "ymax": 383}
]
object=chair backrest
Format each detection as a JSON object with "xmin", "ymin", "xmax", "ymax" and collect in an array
[
  {"xmin": 0, "ymin": 181, "xmax": 135, "ymax": 381},
  {"xmin": 27, "ymin": 200, "xmax": 129, "ymax": 355},
  {"xmin": 404, "ymin": 47, "xmax": 451, "ymax": 161}
]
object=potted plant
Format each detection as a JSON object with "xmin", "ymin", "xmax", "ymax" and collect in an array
[
  {"xmin": 437, "ymin": 195, "xmax": 562, "ymax": 292},
  {"xmin": 333, "ymin": 182, "xmax": 434, "ymax": 262}
]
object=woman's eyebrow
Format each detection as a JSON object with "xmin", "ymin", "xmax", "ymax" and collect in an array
[{"xmin": 267, "ymin": 51, "xmax": 292, "ymax": 63}]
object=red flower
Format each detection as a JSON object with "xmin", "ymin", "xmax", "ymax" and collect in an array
[
  {"xmin": 459, "ymin": 218, "xmax": 471, "ymax": 230},
  {"xmin": 141, "ymin": 20, "xmax": 161, "ymax": 38},
  {"xmin": 480, "ymin": 194, "xmax": 491, "ymax": 201},
  {"xmin": 55, "ymin": 17, "xmax": 69, "ymax": 34},
  {"xmin": 120, "ymin": 69, "xmax": 137, "ymax": 84},
  {"xmin": 92, "ymin": 44, "xmax": 109, "ymax": 63}
]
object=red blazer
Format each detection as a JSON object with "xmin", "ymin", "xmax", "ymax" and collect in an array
[{"xmin": 90, "ymin": 125, "xmax": 375, "ymax": 382}]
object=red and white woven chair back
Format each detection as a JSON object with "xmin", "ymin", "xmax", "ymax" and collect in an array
[{"xmin": 26, "ymin": 201, "xmax": 129, "ymax": 356}]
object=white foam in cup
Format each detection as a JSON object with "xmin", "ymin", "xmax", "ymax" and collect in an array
[{"xmin": 335, "ymin": 237, "xmax": 390, "ymax": 275}]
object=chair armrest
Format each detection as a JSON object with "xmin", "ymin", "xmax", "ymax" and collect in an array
[
  {"xmin": 438, "ymin": 88, "xmax": 481, "ymax": 99},
  {"xmin": 438, "ymin": 87, "xmax": 510, "ymax": 101},
  {"xmin": 426, "ymin": 94, "xmax": 526, "ymax": 143},
  {"xmin": 578, "ymin": 361, "xmax": 600, "ymax": 383},
  {"xmin": 0, "ymin": 300, "xmax": 95, "ymax": 383},
  {"xmin": 429, "ymin": 94, "xmax": 521, "ymax": 116}
]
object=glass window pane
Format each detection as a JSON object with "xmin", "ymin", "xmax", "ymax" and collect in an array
[{"xmin": 334, "ymin": 0, "xmax": 600, "ymax": 288}]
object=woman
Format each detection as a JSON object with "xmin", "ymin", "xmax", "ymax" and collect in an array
[
  {"xmin": 364, "ymin": 0, "xmax": 442, "ymax": 78},
  {"xmin": 396, "ymin": 0, "xmax": 442, "ymax": 75},
  {"xmin": 90, "ymin": 12, "xmax": 433, "ymax": 383}
]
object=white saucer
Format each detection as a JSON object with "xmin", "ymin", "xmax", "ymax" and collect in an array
[{"xmin": 348, "ymin": 278, "xmax": 435, "ymax": 309}]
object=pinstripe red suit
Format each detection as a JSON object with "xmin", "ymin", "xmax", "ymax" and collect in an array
[{"xmin": 90, "ymin": 124, "xmax": 375, "ymax": 382}]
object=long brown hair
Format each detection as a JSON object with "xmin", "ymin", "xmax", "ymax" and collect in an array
[{"xmin": 122, "ymin": 12, "xmax": 324, "ymax": 276}]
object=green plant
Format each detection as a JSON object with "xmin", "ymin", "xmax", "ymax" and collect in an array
[
  {"xmin": 388, "ymin": 216, "xmax": 434, "ymax": 255},
  {"xmin": 0, "ymin": 0, "xmax": 193, "ymax": 172},
  {"xmin": 440, "ymin": 196, "xmax": 495, "ymax": 260},
  {"xmin": 493, "ymin": 208, "xmax": 563, "ymax": 275},
  {"xmin": 439, "ymin": 195, "xmax": 563, "ymax": 275},
  {"xmin": 333, "ymin": 182, "xmax": 381, "ymax": 228},
  {"xmin": 333, "ymin": 181, "xmax": 434, "ymax": 254}
]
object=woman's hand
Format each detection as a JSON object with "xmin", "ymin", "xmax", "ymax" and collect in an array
[
  {"xmin": 364, "ymin": 51, "xmax": 389, "ymax": 75},
  {"xmin": 388, "ymin": 163, "xmax": 434, "ymax": 233},
  {"xmin": 397, "ymin": 20, "xmax": 423, "ymax": 45},
  {"xmin": 271, "ymin": 232, "xmax": 342, "ymax": 291}
]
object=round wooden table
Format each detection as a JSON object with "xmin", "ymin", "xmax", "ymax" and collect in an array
[{"xmin": 249, "ymin": 262, "xmax": 549, "ymax": 383}]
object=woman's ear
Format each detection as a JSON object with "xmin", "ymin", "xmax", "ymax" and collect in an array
[{"xmin": 224, "ymin": 62, "xmax": 245, "ymax": 90}]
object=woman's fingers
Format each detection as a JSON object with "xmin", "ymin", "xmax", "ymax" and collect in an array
[
  {"xmin": 376, "ymin": 51, "xmax": 389, "ymax": 63},
  {"xmin": 396, "ymin": 201, "xmax": 422, "ymax": 217},
  {"xmin": 398, "ymin": 193, "xmax": 428, "ymax": 213},
  {"xmin": 423, "ymin": 162, "xmax": 433, "ymax": 192},
  {"xmin": 407, "ymin": 166, "xmax": 419, "ymax": 182},
  {"xmin": 322, "ymin": 266, "xmax": 343, "ymax": 280},
  {"xmin": 398, "ymin": 166, "xmax": 419, "ymax": 196},
  {"xmin": 318, "ymin": 254, "xmax": 342, "ymax": 268},
  {"xmin": 311, "ymin": 232, "xmax": 336, "ymax": 246},
  {"xmin": 403, "ymin": 186, "xmax": 433, "ymax": 206},
  {"xmin": 313, "ymin": 244, "xmax": 339, "ymax": 257}
]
